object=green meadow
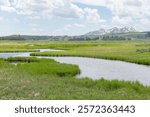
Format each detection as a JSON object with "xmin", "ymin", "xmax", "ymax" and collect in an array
[
  {"xmin": 0, "ymin": 41, "xmax": 150, "ymax": 99},
  {"xmin": 31, "ymin": 41, "xmax": 150, "ymax": 65}
]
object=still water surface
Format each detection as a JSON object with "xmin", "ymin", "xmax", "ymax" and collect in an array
[
  {"xmin": 0, "ymin": 50, "xmax": 150, "ymax": 86},
  {"xmin": 48, "ymin": 57, "xmax": 150, "ymax": 86}
]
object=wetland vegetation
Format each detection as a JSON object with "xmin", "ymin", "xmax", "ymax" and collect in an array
[{"xmin": 0, "ymin": 41, "xmax": 150, "ymax": 99}]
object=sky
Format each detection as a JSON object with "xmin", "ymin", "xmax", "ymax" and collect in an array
[{"xmin": 0, "ymin": 0, "xmax": 150, "ymax": 36}]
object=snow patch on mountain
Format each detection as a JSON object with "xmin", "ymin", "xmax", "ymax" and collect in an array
[{"xmin": 86, "ymin": 27, "xmax": 137, "ymax": 35}]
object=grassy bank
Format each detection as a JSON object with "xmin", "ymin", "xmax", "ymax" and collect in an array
[{"xmin": 5, "ymin": 57, "xmax": 80, "ymax": 77}]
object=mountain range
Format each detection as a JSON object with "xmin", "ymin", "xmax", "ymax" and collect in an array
[{"xmin": 85, "ymin": 27, "xmax": 137, "ymax": 35}]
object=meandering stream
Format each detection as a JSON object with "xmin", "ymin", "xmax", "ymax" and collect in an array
[{"xmin": 0, "ymin": 49, "xmax": 150, "ymax": 86}]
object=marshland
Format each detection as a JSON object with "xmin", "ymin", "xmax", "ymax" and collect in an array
[{"xmin": 0, "ymin": 41, "xmax": 150, "ymax": 99}]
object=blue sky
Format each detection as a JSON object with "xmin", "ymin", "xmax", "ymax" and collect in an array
[{"xmin": 0, "ymin": 0, "xmax": 150, "ymax": 36}]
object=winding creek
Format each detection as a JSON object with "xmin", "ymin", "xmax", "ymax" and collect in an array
[{"xmin": 0, "ymin": 49, "xmax": 150, "ymax": 86}]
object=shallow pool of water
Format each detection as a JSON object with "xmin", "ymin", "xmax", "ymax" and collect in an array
[
  {"xmin": 0, "ymin": 49, "xmax": 62, "ymax": 58},
  {"xmin": 0, "ymin": 52, "xmax": 31, "ymax": 58},
  {"xmin": 38, "ymin": 49, "xmax": 63, "ymax": 52}
]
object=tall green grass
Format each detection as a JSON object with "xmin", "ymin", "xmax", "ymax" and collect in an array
[
  {"xmin": 0, "ymin": 57, "xmax": 150, "ymax": 99},
  {"xmin": 6, "ymin": 57, "xmax": 80, "ymax": 77}
]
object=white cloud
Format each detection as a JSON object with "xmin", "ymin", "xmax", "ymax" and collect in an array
[
  {"xmin": 74, "ymin": 0, "xmax": 150, "ymax": 31},
  {"xmin": 110, "ymin": 0, "xmax": 144, "ymax": 18},
  {"xmin": 0, "ymin": 0, "xmax": 103, "ymax": 24},
  {"xmin": 83, "ymin": 8, "xmax": 105, "ymax": 24},
  {"xmin": 112, "ymin": 16, "xmax": 133, "ymax": 27},
  {"xmin": 1, "ymin": 0, "xmax": 150, "ymax": 35},
  {"xmin": 0, "ymin": 0, "xmax": 15, "ymax": 12},
  {"xmin": 51, "ymin": 0, "xmax": 84, "ymax": 19},
  {"xmin": 1, "ymin": 0, "xmax": 84, "ymax": 18},
  {"xmin": 74, "ymin": 0, "xmax": 150, "ymax": 18}
]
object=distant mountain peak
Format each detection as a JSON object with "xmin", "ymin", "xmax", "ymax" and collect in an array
[{"xmin": 86, "ymin": 26, "xmax": 137, "ymax": 35}]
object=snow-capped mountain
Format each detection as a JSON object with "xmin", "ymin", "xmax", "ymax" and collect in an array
[{"xmin": 86, "ymin": 27, "xmax": 137, "ymax": 35}]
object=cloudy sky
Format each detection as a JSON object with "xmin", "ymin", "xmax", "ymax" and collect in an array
[{"xmin": 0, "ymin": 0, "xmax": 150, "ymax": 36}]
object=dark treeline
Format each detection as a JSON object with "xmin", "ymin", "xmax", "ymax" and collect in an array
[
  {"xmin": 146, "ymin": 32, "xmax": 150, "ymax": 37},
  {"xmin": 101, "ymin": 35, "xmax": 131, "ymax": 41},
  {"xmin": 0, "ymin": 36, "xmax": 24, "ymax": 40}
]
